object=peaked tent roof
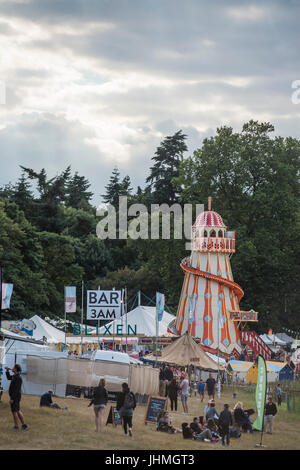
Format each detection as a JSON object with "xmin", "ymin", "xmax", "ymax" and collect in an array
[
  {"xmin": 260, "ymin": 334, "xmax": 286, "ymax": 345},
  {"xmin": 29, "ymin": 315, "xmax": 66, "ymax": 343},
  {"xmin": 146, "ymin": 332, "xmax": 222, "ymax": 370},
  {"xmin": 206, "ymin": 352, "xmax": 227, "ymax": 366},
  {"xmin": 227, "ymin": 360, "xmax": 253, "ymax": 373},
  {"xmin": 276, "ymin": 333, "xmax": 295, "ymax": 344},
  {"xmin": 1, "ymin": 316, "xmax": 65, "ymax": 344},
  {"xmin": 266, "ymin": 361, "xmax": 286, "ymax": 372},
  {"xmin": 98, "ymin": 306, "xmax": 175, "ymax": 337},
  {"xmin": 247, "ymin": 361, "xmax": 286, "ymax": 373}
]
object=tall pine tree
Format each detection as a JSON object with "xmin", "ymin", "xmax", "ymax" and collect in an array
[{"xmin": 146, "ymin": 130, "xmax": 188, "ymax": 204}]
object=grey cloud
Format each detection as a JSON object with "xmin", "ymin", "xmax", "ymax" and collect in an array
[{"xmin": 0, "ymin": 0, "xmax": 300, "ymax": 203}]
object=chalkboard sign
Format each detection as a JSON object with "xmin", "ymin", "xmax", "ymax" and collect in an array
[
  {"xmin": 144, "ymin": 396, "xmax": 167, "ymax": 425},
  {"xmin": 106, "ymin": 406, "xmax": 122, "ymax": 426}
]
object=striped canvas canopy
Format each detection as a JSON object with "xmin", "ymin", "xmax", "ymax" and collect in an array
[
  {"xmin": 266, "ymin": 361, "xmax": 286, "ymax": 373},
  {"xmin": 227, "ymin": 360, "xmax": 253, "ymax": 373}
]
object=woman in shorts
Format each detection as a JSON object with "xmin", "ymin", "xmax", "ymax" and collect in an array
[
  {"xmin": 88, "ymin": 378, "xmax": 108, "ymax": 432},
  {"xmin": 180, "ymin": 373, "xmax": 190, "ymax": 414}
]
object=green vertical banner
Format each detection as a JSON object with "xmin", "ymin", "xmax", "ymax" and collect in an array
[{"xmin": 253, "ymin": 355, "xmax": 267, "ymax": 431}]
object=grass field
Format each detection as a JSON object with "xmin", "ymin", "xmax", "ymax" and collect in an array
[{"xmin": 1, "ymin": 387, "xmax": 299, "ymax": 451}]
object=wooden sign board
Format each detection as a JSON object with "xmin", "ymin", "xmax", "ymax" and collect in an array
[
  {"xmin": 144, "ymin": 395, "xmax": 167, "ymax": 425},
  {"xmin": 106, "ymin": 406, "xmax": 122, "ymax": 426}
]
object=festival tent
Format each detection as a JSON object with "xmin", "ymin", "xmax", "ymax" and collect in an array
[
  {"xmin": 279, "ymin": 363, "xmax": 294, "ymax": 381},
  {"xmin": 1, "ymin": 315, "xmax": 65, "ymax": 344},
  {"xmin": 97, "ymin": 305, "xmax": 175, "ymax": 338},
  {"xmin": 260, "ymin": 334, "xmax": 286, "ymax": 346},
  {"xmin": 2, "ymin": 336, "xmax": 67, "ymax": 397},
  {"xmin": 227, "ymin": 360, "xmax": 253, "ymax": 373},
  {"xmin": 145, "ymin": 332, "xmax": 222, "ymax": 370},
  {"xmin": 246, "ymin": 361, "xmax": 285, "ymax": 384},
  {"xmin": 206, "ymin": 352, "xmax": 227, "ymax": 367},
  {"xmin": 65, "ymin": 306, "xmax": 175, "ymax": 353},
  {"xmin": 276, "ymin": 333, "xmax": 295, "ymax": 345},
  {"xmin": 29, "ymin": 315, "xmax": 66, "ymax": 343},
  {"xmin": 226, "ymin": 360, "xmax": 253, "ymax": 383}
]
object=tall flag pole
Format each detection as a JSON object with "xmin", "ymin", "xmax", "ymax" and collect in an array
[
  {"xmin": 155, "ymin": 292, "xmax": 165, "ymax": 365},
  {"xmin": 64, "ymin": 286, "xmax": 77, "ymax": 348},
  {"xmin": 81, "ymin": 280, "xmax": 84, "ymax": 355},
  {"xmin": 0, "ymin": 271, "xmax": 13, "ymax": 400},
  {"xmin": 253, "ymin": 355, "xmax": 267, "ymax": 447},
  {"xmin": 0, "ymin": 267, "xmax": 3, "ymax": 401},
  {"xmin": 125, "ymin": 287, "xmax": 128, "ymax": 353},
  {"xmin": 0, "ymin": 266, "xmax": 2, "ymax": 334}
]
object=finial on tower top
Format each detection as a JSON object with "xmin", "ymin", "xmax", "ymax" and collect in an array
[{"xmin": 208, "ymin": 196, "xmax": 212, "ymax": 211}]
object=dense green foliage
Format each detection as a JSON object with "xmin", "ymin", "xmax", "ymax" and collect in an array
[{"xmin": 0, "ymin": 121, "xmax": 299, "ymax": 333}]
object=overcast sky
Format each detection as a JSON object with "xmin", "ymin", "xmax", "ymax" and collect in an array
[{"xmin": 0, "ymin": 0, "xmax": 299, "ymax": 205}]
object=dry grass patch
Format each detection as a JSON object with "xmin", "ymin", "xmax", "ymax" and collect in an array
[{"xmin": 1, "ymin": 389, "xmax": 299, "ymax": 450}]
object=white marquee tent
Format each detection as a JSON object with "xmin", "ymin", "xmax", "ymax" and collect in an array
[
  {"xmin": 97, "ymin": 305, "xmax": 175, "ymax": 337},
  {"xmin": 2, "ymin": 336, "xmax": 67, "ymax": 397},
  {"xmin": 29, "ymin": 315, "xmax": 66, "ymax": 343},
  {"xmin": 260, "ymin": 334, "xmax": 286, "ymax": 346},
  {"xmin": 1, "ymin": 315, "xmax": 65, "ymax": 344}
]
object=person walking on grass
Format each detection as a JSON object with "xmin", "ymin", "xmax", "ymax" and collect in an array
[
  {"xmin": 180, "ymin": 372, "xmax": 189, "ymax": 414},
  {"xmin": 5, "ymin": 364, "xmax": 28, "ymax": 431},
  {"xmin": 206, "ymin": 373, "xmax": 216, "ymax": 400},
  {"xmin": 116, "ymin": 382, "xmax": 136, "ymax": 436},
  {"xmin": 218, "ymin": 404, "xmax": 233, "ymax": 447},
  {"xmin": 88, "ymin": 378, "xmax": 108, "ymax": 432},
  {"xmin": 276, "ymin": 384, "xmax": 282, "ymax": 407},
  {"xmin": 197, "ymin": 379, "xmax": 205, "ymax": 402}
]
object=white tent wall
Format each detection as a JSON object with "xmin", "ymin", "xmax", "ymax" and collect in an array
[
  {"xmin": 98, "ymin": 306, "xmax": 175, "ymax": 337},
  {"xmin": 26, "ymin": 355, "xmax": 159, "ymax": 395},
  {"xmin": 2, "ymin": 339, "xmax": 67, "ymax": 397}
]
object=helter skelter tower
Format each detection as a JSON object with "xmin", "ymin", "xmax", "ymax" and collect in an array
[{"xmin": 168, "ymin": 198, "xmax": 257, "ymax": 358}]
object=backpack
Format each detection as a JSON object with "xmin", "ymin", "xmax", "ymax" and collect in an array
[{"xmin": 124, "ymin": 392, "xmax": 135, "ymax": 409}]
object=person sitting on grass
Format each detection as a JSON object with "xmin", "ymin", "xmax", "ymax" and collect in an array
[
  {"xmin": 182, "ymin": 422, "xmax": 194, "ymax": 439},
  {"xmin": 233, "ymin": 402, "xmax": 253, "ymax": 433},
  {"xmin": 190, "ymin": 417, "xmax": 202, "ymax": 434},
  {"xmin": 157, "ymin": 411, "xmax": 182, "ymax": 434},
  {"xmin": 206, "ymin": 418, "xmax": 221, "ymax": 440},
  {"xmin": 40, "ymin": 390, "xmax": 67, "ymax": 410},
  {"xmin": 190, "ymin": 417, "xmax": 213, "ymax": 442}
]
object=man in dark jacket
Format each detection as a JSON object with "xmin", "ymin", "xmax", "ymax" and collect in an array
[
  {"xmin": 218, "ymin": 404, "xmax": 233, "ymax": 446},
  {"xmin": 40, "ymin": 390, "xmax": 54, "ymax": 407},
  {"xmin": 164, "ymin": 366, "xmax": 174, "ymax": 397},
  {"xmin": 40, "ymin": 390, "xmax": 65, "ymax": 409},
  {"xmin": 6, "ymin": 364, "xmax": 28, "ymax": 430},
  {"xmin": 264, "ymin": 396, "xmax": 277, "ymax": 434}
]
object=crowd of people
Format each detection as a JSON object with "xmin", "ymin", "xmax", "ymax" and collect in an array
[
  {"xmin": 4, "ymin": 362, "xmax": 279, "ymax": 446},
  {"xmin": 156, "ymin": 366, "xmax": 279, "ymax": 446},
  {"xmin": 156, "ymin": 394, "xmax": 278, "ymax": 446}
]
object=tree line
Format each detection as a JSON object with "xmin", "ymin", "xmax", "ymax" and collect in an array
[{"xmin": 0, "ymin": 121, "xmax": 299, "ymax": 332}]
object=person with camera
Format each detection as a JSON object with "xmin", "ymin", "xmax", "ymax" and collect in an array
[{"xmin": 5, "ymin": 364, "xmax": 28, "ymax": 430}]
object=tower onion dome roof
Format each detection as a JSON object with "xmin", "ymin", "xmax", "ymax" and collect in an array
[{"xmin": 193, "ymin": 211, "xmax": 226, "ymax": 228}]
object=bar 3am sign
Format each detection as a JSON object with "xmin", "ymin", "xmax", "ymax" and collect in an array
[{"xmin": 87, "ymin": 290, "xmax": 122, "ymax": 320}]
